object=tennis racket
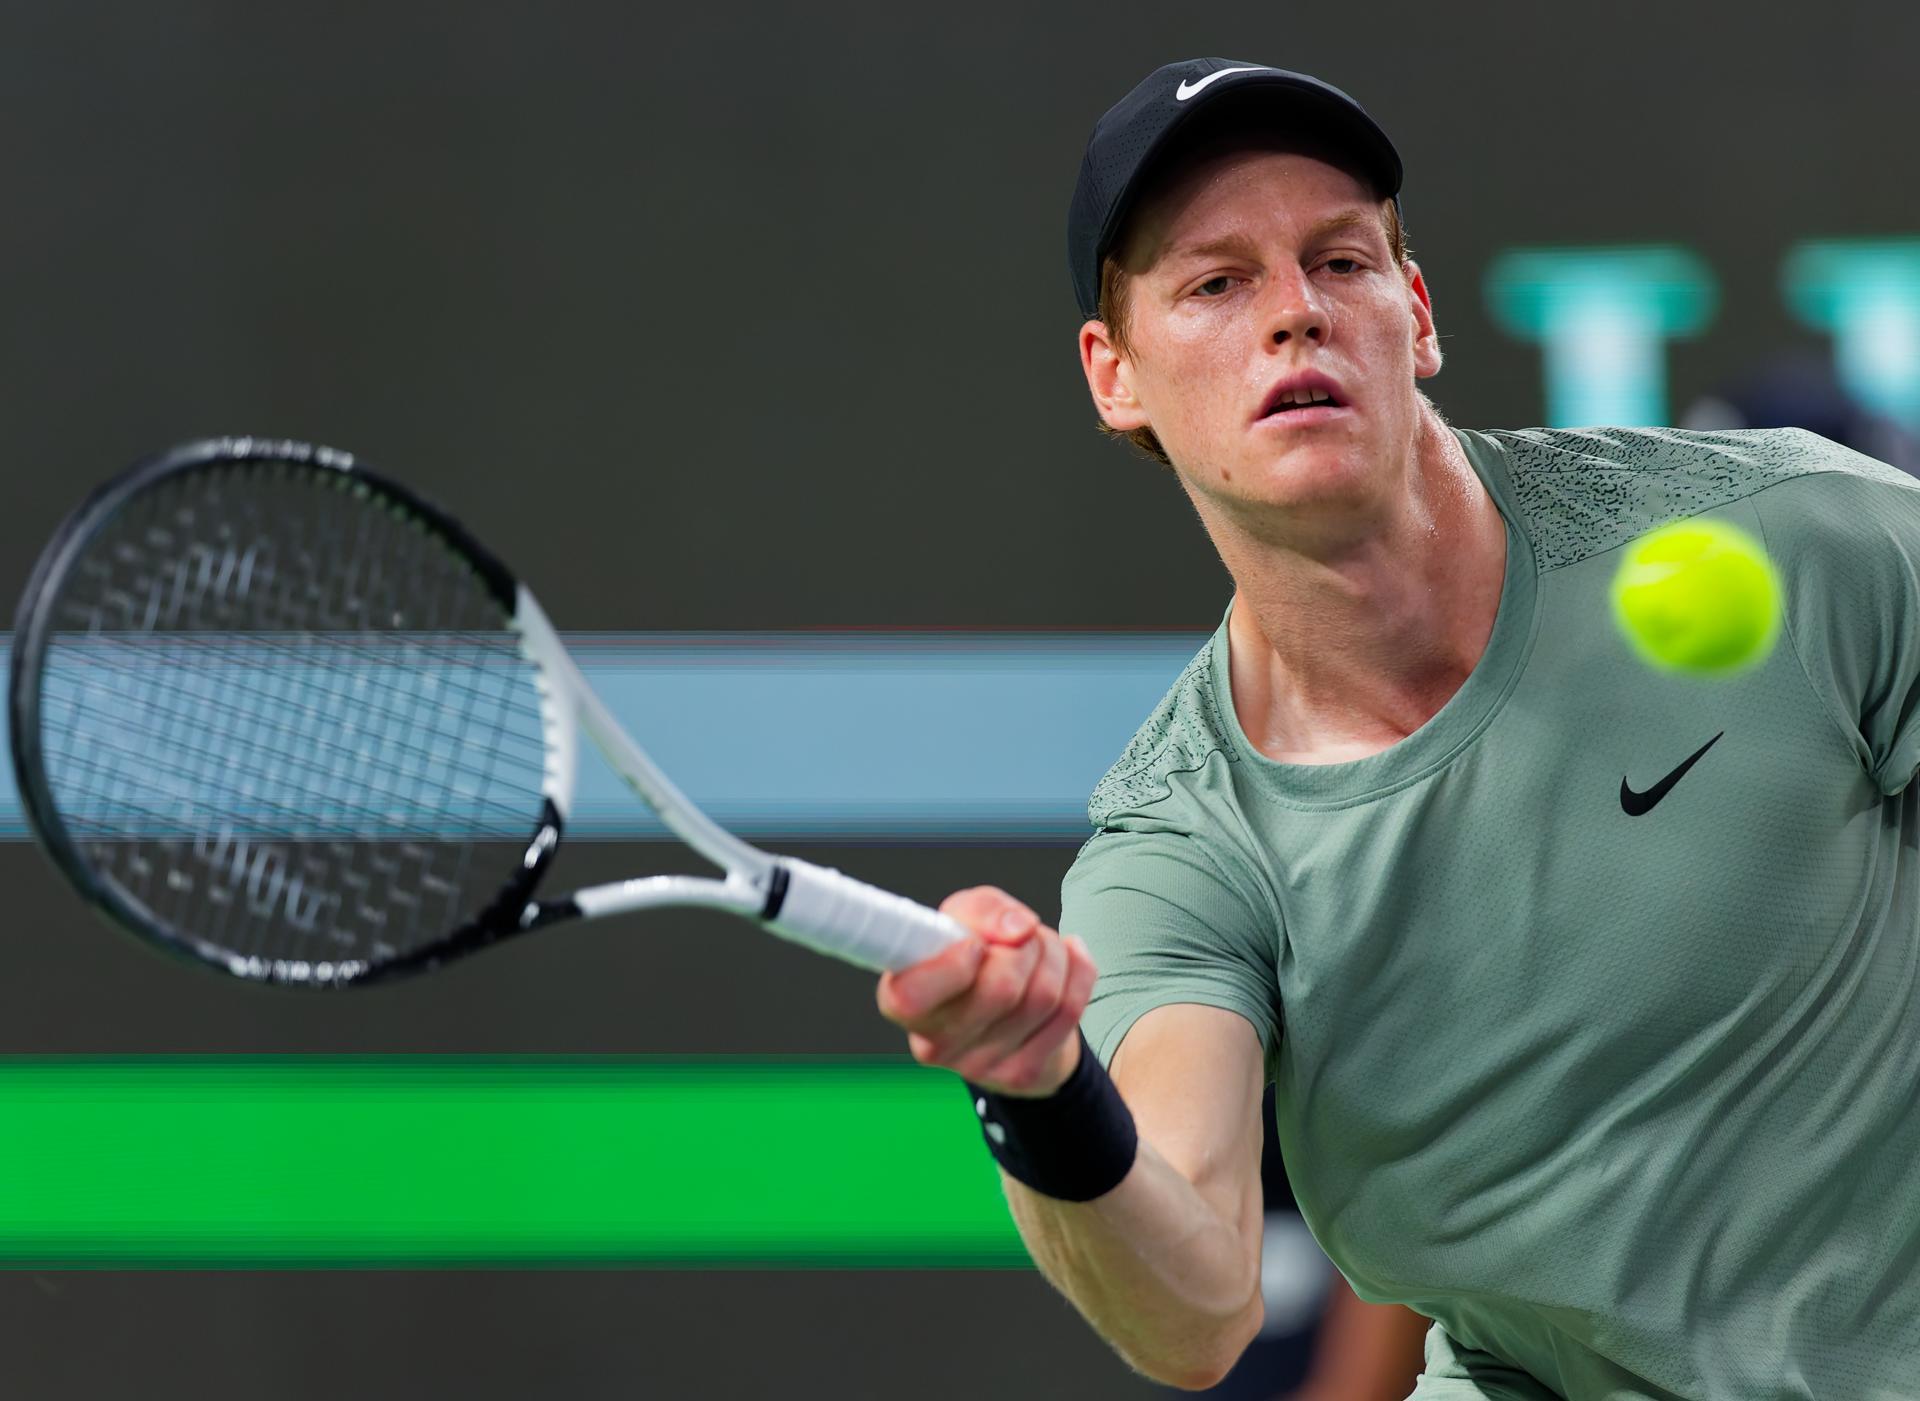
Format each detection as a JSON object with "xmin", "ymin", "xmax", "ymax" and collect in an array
[{"xmin": 7, "ymin": 437, "xmax": 967, "ymax": 986}]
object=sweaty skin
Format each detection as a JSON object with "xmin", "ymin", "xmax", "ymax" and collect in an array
[{"xmin": 1083, "ymin": 144, "xmax": 1506, "ymax": 762}]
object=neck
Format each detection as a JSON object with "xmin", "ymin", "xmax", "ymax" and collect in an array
[{"xmin": 1195, "ymin": 405, "xmax": 1508, "ymax": 763}]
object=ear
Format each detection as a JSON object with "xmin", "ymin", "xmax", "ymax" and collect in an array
[
  {"xmin": 1080, "ymin": 320, "xmax": 1152, "ymax": 432},
  {"xmin": 1405, "ymin": 260, "xmax": 1442, "ymax": 379}
]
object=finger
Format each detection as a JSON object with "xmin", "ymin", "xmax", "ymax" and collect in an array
[
  {"xmin": 903, "ymin": 931, "xmax": 1033, "ymax": 1067},
  {"xmin": 987, "ymin": 937, "xmax": 1101, "ymax": 1091},
  {"xmin": 1062, "ymin": 935, "xmax": 1099, "ymax": 1019},
  {"xmin": 994, "ymin": 988, "xmax": 1086, "ymax": 1093},
  {"xmin": 945, "ymin": 927, "xmax": 1044, "ymax": 1040},
  {"xmin": 948, "ymin": 930, "xmax": 1065, "ymax": 1081},
  {"xmin": 1063, "ymin": 932, "xmax": 1099, "ymax": 983},
  {"xmin": 989, "ymin": 926, "xmax": 1072, "ymax": 1054},
  {"xmin": 876, "ymin": 930, "xmax": 985, "ymax": 1026},
  {"xmin": 938, "ymin": 886, "xmax": 1042, "ymax": 946},
  {"xmin": 1051, "ymin": 935, "xmax": 1099, "ymax": 1021}
]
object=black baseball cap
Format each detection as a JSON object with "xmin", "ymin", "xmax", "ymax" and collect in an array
[{"xmin": 1067, "ymin": 58, "xmax": 1403, "ymax": 320}]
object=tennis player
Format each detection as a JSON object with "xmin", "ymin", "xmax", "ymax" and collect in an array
[{"xmin": 879, "ymin": 57, "xmax": 1920, "ymax": 1397}]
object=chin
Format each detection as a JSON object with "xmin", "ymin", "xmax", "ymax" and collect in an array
[{"xmin": 1236, "ymin": 432, "xmax": 1376, "ymax": 499}]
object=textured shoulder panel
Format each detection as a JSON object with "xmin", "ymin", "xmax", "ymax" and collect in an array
[
  {"xmin": 1088, "ymin": 638, "xmax": 1236, "ymax": 828},
  {"xmin": 1489, "ymin": 426, "xmax": 1900, "ymax": 571}
]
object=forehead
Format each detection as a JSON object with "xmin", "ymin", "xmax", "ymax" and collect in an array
[{"xmin": 1116, "ymin": 140, "xmax": 1379, "ymax": 270}]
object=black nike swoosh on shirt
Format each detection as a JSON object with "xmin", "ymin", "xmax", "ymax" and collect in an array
[{"xmin": 1620, "ymin": 732, "xmax": 1725, "ymax": 816}]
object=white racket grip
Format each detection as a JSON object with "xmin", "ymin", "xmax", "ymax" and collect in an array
[{"xmin": 765, "ymin": 858, "xmax": 969, "ymax": 973}]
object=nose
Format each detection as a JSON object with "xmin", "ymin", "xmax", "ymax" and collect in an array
[{"xmin": 1264, "ymin": 268, "xmax": 1330, "ymax": 349}]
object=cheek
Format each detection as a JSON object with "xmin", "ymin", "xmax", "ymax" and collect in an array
[
  {"xmin": 1148, "ymin": 320, "xmax": 1231, "ymax": 376},
  {"xmin": 1137, "ymin": 327, "xmax": 1243, "ymax": 416},
  {"xmin": 1178, "ymin": 323, "xmax": 1254, "ymax": 390},
  {"xmin": 1348, "ymin": 298, "xmax": 1419, "ymax": 369}
]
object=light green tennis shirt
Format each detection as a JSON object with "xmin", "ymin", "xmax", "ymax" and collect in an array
[{"xmin": 1062, "ymin": 426, "xmax": 1920, "ymax": 1399}]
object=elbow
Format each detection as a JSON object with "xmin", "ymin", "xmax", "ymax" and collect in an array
[
  {"xmin": 1145, "ymin": 1347, "xmax": 1245, "ymax": 1393},
  {"xmin": 1133, "ymin": 1294, "xmax": 1265, "ymax": 1392},
  {"xmin": 1155, "ymin": 1359, "xmax": 1236, "ymax": 1393}
]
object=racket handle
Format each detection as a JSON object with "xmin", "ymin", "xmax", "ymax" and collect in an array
[{"xmin": 765, "ymin": 858, "xmax": 969, "ymax": 973}]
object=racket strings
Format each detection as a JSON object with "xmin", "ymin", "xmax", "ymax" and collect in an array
[
  {"xmin": 33, "ymin": 462, "xmax": 550, "ymax": 969},
  {"xmin": 45, "ymin": 629, "xmax": 552, "ymax": 813},
  {"xmin": 45, "ymin": 685, "xmax": 536, "ymax": 860}
]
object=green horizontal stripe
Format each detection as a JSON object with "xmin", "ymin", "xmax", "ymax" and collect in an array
[{"xmin": 0, "ymin": 1059, "xmax": 1027, "ymax": 1267}]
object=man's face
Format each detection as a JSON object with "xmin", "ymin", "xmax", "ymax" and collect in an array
[{"xmin": 1082, "ymin": 144, "xmax": 1440, "ymax": 522}]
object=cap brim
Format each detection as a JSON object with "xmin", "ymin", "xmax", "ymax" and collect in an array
[{"xmin": 1094, "ymin": 74, "xmax": 1403, "ymax": 270}]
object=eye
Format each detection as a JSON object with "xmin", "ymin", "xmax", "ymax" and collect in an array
[
  {"xmin": 1193, "ymin": 275, "xmax": 1237, "ymax": 298},
  {"xmin": 1322, "ymin": 258, "xmax": 1360, "ymax": 275}
]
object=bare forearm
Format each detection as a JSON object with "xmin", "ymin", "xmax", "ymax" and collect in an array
[
  {"xmin": 873, "ymin": 898, "xmax": 1263, "ymax": 1388},
  {"xmin": 1002, "ymin": 1137, "xmax": 1262, "ymax": 1390}
]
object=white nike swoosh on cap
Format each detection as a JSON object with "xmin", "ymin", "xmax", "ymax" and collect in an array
[{"xmin": 1174, "ymin": 67, "xmax": 1270, "ymax": 101}]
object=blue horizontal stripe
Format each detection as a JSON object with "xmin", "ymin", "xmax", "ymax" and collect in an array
[{"xmin": 2, "ymin": 634, "xmax": 1203, "ymax": 841}]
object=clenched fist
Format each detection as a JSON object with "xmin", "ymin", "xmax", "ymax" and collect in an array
[{"xmin": 876, "ymin": 885, "xmax": 1099, "ymax": 1098}]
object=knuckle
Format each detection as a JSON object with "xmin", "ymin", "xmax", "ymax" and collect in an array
[
  {"xmin": 1023, "ymin": 965, "xmax": 1064, "ymax": 1022},
  {"xmin": 1040, "ymin": 937, "xmax": 1071, "ymax": 996},
  {"xmin": 1000, "ymin": 940, "xmax": 1040, "ymax": 987},
  {"xmin": 879, "ymin": 990, "xmax": 917, "ymax": 1027},
  {"xmin": 908, "ymin": 1034, "xmax": 943, "ymax": 1066},
  {"xmin": 952, "ymin": 1046, "xmax": 998, "ymax": 1083},
  {"xmin": 976, "ymin": 965, "xmax": 1022, "ymax": 1016},
  {"xmin": 955, "ymin": 932, "xmax": 990, "ymax": 973}
]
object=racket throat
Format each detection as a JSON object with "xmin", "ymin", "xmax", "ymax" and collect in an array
[{"xmin": 519, "ymin": 896, "xmax": 584, "ymax": 932}]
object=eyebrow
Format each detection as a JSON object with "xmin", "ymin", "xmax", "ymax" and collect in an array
[{"xmin": 1161, "ymin": 209, "xmax": 1383, "ymax": 266}]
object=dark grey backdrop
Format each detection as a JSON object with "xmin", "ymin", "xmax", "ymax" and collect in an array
[{"xmin": 3, "ymin": 3, "xmax": 1914, "ymax": 1397}]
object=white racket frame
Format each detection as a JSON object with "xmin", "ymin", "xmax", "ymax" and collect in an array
[{"xmin": 510, "ymin": 588, "xmax": 967, "ymax": 974}]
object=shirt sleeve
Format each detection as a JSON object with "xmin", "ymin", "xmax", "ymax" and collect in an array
[
  {"xmin": 1750, "ymin": 459, "xmax": 1920, "ymax": 795},
  {"xmin": 1059, "ymin": 826, "xmax": 1282, "ymax": 1073}
]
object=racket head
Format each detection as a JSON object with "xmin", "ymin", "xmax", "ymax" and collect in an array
[{"xmin": 8, "ymin": 437, "xmax": 569, "ymax": 986}]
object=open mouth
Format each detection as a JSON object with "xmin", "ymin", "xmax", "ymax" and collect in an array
[
  {"xmin": 1256, "ymin": 375, "xmax": 1349, "ymax": 421},
  {"xmin": 1262, "ymin": 390, "xmax": 1341, "ymax": 416}
]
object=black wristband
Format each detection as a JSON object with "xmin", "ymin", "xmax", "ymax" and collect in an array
[{"xmin": 963, "ymin": 1028, "xmax": 1138, "ymax": 1202}]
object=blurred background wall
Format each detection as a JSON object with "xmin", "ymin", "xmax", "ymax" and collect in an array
[{"xmin": 1, "ymin": 2, "xmax": 1914, "ymax": 1396}]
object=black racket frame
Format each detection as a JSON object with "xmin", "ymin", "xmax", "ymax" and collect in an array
[{"xmin": 7, "ymin": 437, "xmax": 566, "ymax": 987}]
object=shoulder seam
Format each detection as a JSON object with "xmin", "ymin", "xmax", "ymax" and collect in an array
[
  {"xmin": 1491, "ymin": 425, "xmax": 1896, "ymax": 576},
  {"xmin": 1088, "ymin": 640, "xmax": 1238, "ymax": 827},
  {"xmin": 1533, "ymin": 469, "xmax": 1874, "ymax": 579},
  {"xmin": 1092, "ymin": 739, "xmax": 1232, "ymax": 829},
  {"xmin": 1481, "ymin": 427, "xmax": 1632, "ymax": 472}
]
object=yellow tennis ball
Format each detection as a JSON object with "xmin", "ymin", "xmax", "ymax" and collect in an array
[{"xmin": 1610, "ymin": 519, "xmax": 1782, "ymax": 675}]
